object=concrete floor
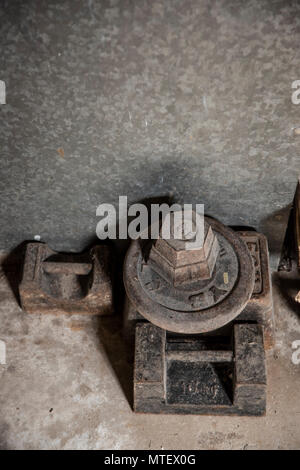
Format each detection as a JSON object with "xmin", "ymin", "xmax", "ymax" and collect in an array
[{"xmin": 0, "ymin": 253, "xmax": 299, "ymax": 450}]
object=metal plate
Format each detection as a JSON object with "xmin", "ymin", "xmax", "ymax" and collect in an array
[
  {"xmin": 138, "ymin": 233, "xmax": 239, "ymax": 312},
  {"xmin": 124, "ymin": 217, "xmax": 255, "ymax": 334}
]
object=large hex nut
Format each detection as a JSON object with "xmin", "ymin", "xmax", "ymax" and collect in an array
[{"xmin": 148, "ymin": 218, "xmax": 220, "ymax": 286}]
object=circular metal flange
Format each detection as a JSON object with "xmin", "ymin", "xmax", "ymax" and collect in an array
[
  {"xmin": 123, "ymin": 216, "xmax": 255, "ymax": 334},
  {"xmin": 139, "ymin": 233, "xmax": 238, "ymax": 311}
]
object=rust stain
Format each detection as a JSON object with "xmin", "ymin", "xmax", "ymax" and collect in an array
[
  {"xmin": 57, "ymin": 147, "xmax": 64, "ymax": 158},
  {"xmin": 69, "ymin": 322, "xmax": 85, "ymax": 331}
]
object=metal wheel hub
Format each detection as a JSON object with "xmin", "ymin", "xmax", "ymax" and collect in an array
[{"xmin": 124, "ymin": 216, "xmax": 255, "ymax": 334}]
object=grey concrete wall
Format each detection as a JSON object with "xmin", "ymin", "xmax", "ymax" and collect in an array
[{"xmin": 1, "ymin": 0, "xmax": 299, "ymax": 260}]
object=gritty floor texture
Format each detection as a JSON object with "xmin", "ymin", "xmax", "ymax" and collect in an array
[{"xmin": 0, "ymin": 253, "xmax": 299, "ymax": 450}]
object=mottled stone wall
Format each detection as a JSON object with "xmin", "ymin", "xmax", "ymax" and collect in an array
[{"xmin": 1, "ymin": 0, "xmax": 299, "ymax": 265}]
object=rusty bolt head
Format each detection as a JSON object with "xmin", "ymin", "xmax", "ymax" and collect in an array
[{"xmin": 148, "ymin": 211, "xmax": 219, "ymax": 286}]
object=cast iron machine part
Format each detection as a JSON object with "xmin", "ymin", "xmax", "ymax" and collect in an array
[
  {"xmin": 20, "ymin": 243, "xmax": 113, "ymax": 316},
  {"xmin": 123, "ymin": 212, "xmax": 274, "ymax": 415}
]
